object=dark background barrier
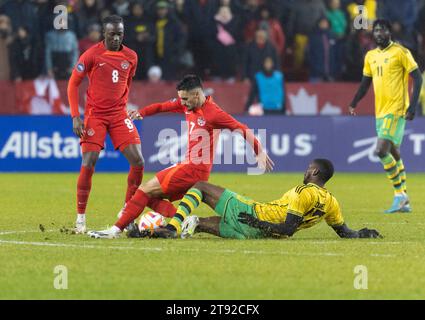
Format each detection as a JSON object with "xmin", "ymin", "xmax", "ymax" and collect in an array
[{"xmin": 1, "ymin": 115, "xmax": 424, "ymax": 173}]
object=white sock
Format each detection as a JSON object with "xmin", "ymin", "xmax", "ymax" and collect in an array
[
  {"xmin": 76, "ymin": 214, "xmax": 86, "ymax": 224},
  {"xmin": 111, "ymin": 225, "xmax": 122, "ymax": 233}
]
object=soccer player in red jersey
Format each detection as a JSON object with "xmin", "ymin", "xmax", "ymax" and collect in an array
[
  {"xmin": 88, "ymin": 75, "xmax": 274, "ymax": 239},
  {"xmin": 68, "ymin": 15, "xmax": 177, "ymax": 233}
]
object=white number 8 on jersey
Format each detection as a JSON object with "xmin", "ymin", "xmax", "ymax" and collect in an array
[
  {"xmin": 124, "ymin": 118, "xmax": 134, "ymax": 130},
  {"xmin": 112, "ymin": 69, "xmax": 119, "ymax": 83}
]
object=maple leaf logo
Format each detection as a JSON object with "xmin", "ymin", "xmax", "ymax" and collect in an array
[{"xmin": 288, "ymin": 88, "xmax": 318, "ymax": 115}]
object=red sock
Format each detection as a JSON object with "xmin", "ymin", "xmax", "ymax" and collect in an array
[
  {"xmin": 148, "ymin": 198, "xmax": 177, "ymax": 218},
  {"xmin": 115, "ymin": 189, "xmax": 150, "ymax": 230},
  {"xmin": 77, "ymin": 166, "xmax": 94, "ymax": 214},
  {"xmin": 125, "ymin": 166, "xmax": 144, "ymax": 203}
]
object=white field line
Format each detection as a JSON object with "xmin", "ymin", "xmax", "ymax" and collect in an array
[
  {"xmin": 362, "ymin": 222, "xmax": 425, "ymax": 226},
  {"xmin": 0, "ymin": 239, "xmax": 398, "ymax": 258},
  {"xmin": 0, "ymin": 229, "xmax": 399, "ymax": 258},
  {"xmin": 0, "ymin": 230, "xmax": 56, "ymax": 236}
]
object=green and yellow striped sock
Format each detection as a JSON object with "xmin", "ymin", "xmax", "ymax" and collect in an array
[
  {"xmin": 396, "ymin": 159, "xmax": 407, "ymax": 193},
  {"xmin": 167, "ymin": 188, "xmax": 203, "ymax": 234},
  {"xmin": 380, "ymin": 154, "xmax": 403, "ymax": 195}
]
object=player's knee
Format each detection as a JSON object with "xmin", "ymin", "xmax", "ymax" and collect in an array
[
  {"xmin": 82, "ymin": 154, "xmax": 99, "ymax": 168},
  {"xmin": 131, "ymin": 156, "xmax": 144, "ymax": 167},
  {"xmin": 193, "ymin": 181, "xmax": 208, "ymax": 191},
  {"xmin": 193, "ymin": 181, "xmax": 211, "ymax": 197},
  {"xmin": 374, "ymin": 148, "xmax": 388, "ymax": 159}
]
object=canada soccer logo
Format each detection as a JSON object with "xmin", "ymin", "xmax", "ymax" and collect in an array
[
  {"xmin": 121, "ymin": 61, "xmax": 129, "ymax": 70},
  {"xmin": 87, "ymin": 128, "xmax": 95, "ymax": 137},
  {"xmin": 197, "ymin": 117, "xmax": 206, "ymax": 126}
]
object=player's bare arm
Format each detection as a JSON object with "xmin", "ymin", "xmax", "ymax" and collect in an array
[
  {"xmin": 238, "ymin": 212, "xmax": 302, "ymax": 237},
  {"xmin": 349, "ymin": 76, "xmax": 372, "ymax": 115},
  {"xmin": 332, "ymin": 223, "xmax": 382, "ymax": 239},
  {"xmin": 405, "ymin": 68, "xmax": 423, "ymax": 121}
]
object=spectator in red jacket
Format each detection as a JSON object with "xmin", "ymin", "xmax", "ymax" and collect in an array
[{"xmin": 244, "ymin": 5, "xmax": 285, "ymax": 57}]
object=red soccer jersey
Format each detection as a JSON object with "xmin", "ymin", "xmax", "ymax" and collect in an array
[
  {"xmin": 139, "ymin": 96, "xmax": 261, "ymax": 172},
  {"xmin": 69, "ymin": 41, "xmax": 137, "ymax": 116}
]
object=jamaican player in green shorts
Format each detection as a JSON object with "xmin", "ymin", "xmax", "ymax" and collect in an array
[
  {"xmin": 130, "ymin": 159, "xmax": 381, "ymax": 240},
  {"xmin": 349, "ymin": 19, "xmax": 423, "ymax": 213}
]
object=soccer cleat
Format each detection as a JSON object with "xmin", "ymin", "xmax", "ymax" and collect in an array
[
  {"xmin": 88, "ymin": 227, "xmax": 121, "ymax": 239},
  {"xmin": 74, "ymin": 221, "xmax": 87, "ymax": 234},
  {"xmin": 151, "ymin": 227, "xmax": 177, "ymax": 239},
  {"xmin": 384, "ymin": 193, "xmax": 409, "ymax": 213},
  {"xmin": 126, "ymin": 222, "xmax": 142, "ymax": 238},
  {"xmin": 181, "ymin": 215, "xmax": 199, "ymax": 239}
]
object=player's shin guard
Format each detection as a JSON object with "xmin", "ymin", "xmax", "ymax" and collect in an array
[
  {"xmin": 167, "ymin": 188, "xmax": 203, "ymax": 234},
  {"xmin": 125, "ymin": 166, "xmax": 144, "ymax": 203},
  {"xmin": 77, "ymin": 166, "xmax": 94, "ymax": 214},
  {"xmin": 396, "ymin": 159, "xmax": 407, "ymax": 193},
  {"xmin": 115, "ymin": 189, "xmax": 150, "ymax": 230},
  {"xmin": 380, "ymin": 154, "xmax": 403, "ymax": 195},
  {"xmin": 148, "ymin": 198, "xmax": 177, "ymax": 218}
]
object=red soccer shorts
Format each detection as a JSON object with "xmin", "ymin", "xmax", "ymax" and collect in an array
[
  {"xmin": 156, "ymin": 163, "xmax": 210, "ymax": 202},
  {"xmin": 80, "ymin": 111, "xmax": 141, "ymax": 153}
]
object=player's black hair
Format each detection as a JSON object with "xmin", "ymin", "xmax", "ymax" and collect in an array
[
  {"xmin": 372, "ymin": 19, "xmax": 392, "ymax": 33},
  {"xmin": 313, "ymin": 158, "xmax": 334, "ymax": 183},
  {"xmin": 176, "ymin": 74, "xmax": 203, "ymax": 91},
  {"xmin": 102, "ymin": 15, "xmax": 123, "ymax": 27}
]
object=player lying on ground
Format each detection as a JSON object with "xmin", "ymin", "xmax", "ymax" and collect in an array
[
  {"xmin": 130, "ymin": 158, "xmax": 381, "ymax": 239},
  {"xmin": 349, "ymin": 19, "xmax": 423, "ymax": 213},
  {"xmin": 88, "ymin": 74, "xmax": 273, "ymax": 239}
]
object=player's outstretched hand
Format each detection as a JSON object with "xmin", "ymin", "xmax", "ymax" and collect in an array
[
  {"xmin": 72, "ymin": 116, "xmax": 85, "ymax": 138},
  {"xmin": 257, "ymin": 152, "xmax": 274, "ymax": 173},
  {"xmin": 127, "ymin": 110, "xmax": 143, "ymax": 120},
  {"xmin": 348, "ymin": 106, "xmax": 356, "ymax": 116},
  {"xmin": 238, "ymin": 212, "xmax": 261, "ymax": 228},
  {"xmin": 405, "ymin": 111, "xmax": 415, "ymax": 121},
  {"xmin": 358, "ymin": 228, "xmax": 383, "ymax": 239}
]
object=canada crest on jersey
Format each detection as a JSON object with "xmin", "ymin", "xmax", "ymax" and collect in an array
[
  {"xmin": 87, "ymin": 128, "xmax": 95, "ymax": 136},
  {"xmin": 121, "ymin": 60, "xmax": 130, "ymax": 70},
  {"xmin": 197, "ymin": 117, "xmax": 206, "ymax": 126}
]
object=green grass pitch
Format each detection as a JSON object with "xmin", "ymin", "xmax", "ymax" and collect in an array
[{"xmin": 1, "ymin": 172, "xmax": 425, "ymax": 299}]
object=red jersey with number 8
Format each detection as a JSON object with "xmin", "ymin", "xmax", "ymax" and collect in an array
[{"xmin": 71, "ymin": 41, "xmax": 138, "ymax": 116}]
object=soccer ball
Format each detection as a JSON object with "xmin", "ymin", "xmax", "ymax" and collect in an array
[{"xmin": 138, "ymin": 211, "xmax": 166, "ymax": 231}]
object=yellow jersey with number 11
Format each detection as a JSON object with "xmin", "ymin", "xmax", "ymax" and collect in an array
[{"xmin": 363, "ymin": 41, "xmax": 418, "ymax": 118}]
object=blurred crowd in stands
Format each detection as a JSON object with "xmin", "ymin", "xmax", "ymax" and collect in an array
[{"xmin": 0, "ymin": 0, "xmax": 425, "ymax": 114}]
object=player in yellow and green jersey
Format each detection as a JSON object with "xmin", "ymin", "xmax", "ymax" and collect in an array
[
  {"xmin": 129, "ymin": 159, "xmax": 381, "ymax": 240},
  {"xmin": 349, "ymin": 19, "xmax": 423, "ymax": 213}
]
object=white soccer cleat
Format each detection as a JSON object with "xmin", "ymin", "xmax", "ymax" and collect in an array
[
  {"xmin": 88, "ymin": 227, "xmax": 122, "ymax": 239},
  {"xmin": 74, "ymin": 221, "xmax": 87, "ymax": 234},
  {"xmin": 181, "ymin": 215, "xmax": 199, "ymax": 239}
]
